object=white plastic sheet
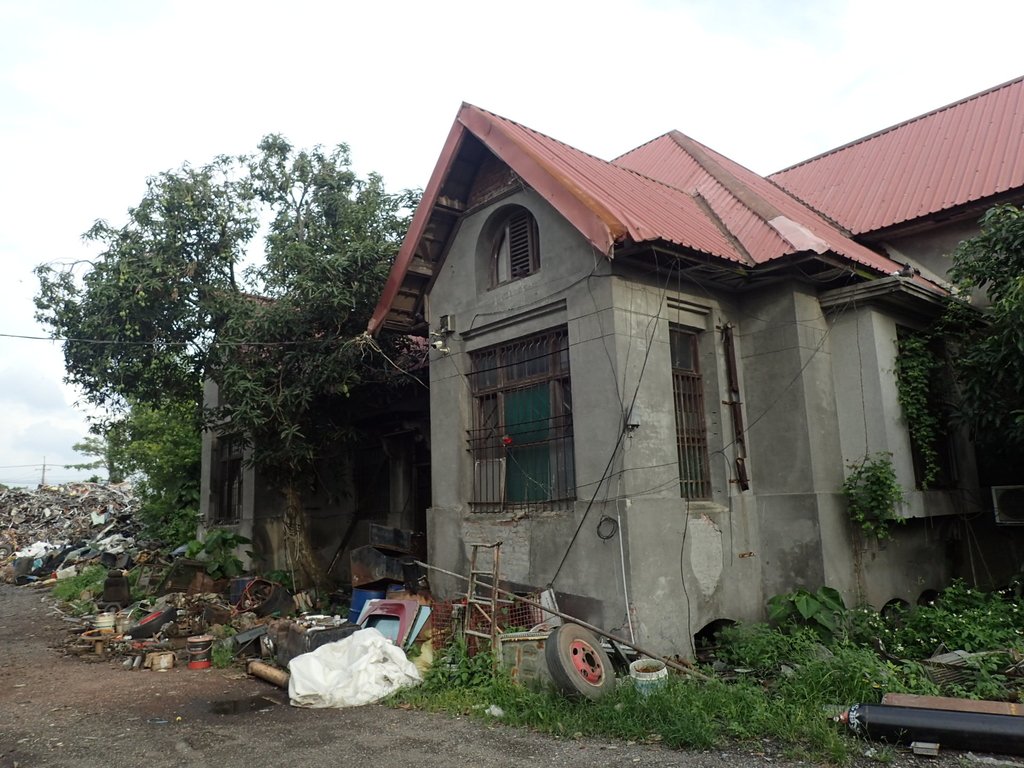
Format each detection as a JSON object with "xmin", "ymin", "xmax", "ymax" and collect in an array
[{"xmin": 288, "ymin": 627, "xmax": 421, "ymax": 708}]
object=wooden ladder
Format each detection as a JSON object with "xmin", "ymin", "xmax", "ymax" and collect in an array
[{"xmin": 464, "ymin": 542, "xmax": 505, "ymax": 660}]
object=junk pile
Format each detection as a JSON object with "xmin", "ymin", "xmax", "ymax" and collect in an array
[
  {"xmin": 1, "ymin": 482, "xmax": 144, "ymax": 583},
  {"xmin": 59, "ymin": 579, "xmax": 302, "ymax": 670},
  {"xmin": 43, "ymin": 522, "xmax": 438, "ymax": 710}
]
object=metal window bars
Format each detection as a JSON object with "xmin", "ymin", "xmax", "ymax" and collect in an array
[
  {"xmin": 670, "ymin": 328, "xmax": 712, "ymax": 500},
  {"xmin": 468, "ymin": 329, "xmax": 576, "ymax": 513}
]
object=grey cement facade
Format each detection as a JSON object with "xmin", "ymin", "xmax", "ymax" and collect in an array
[{"xmin": 422, "ymin": 179, "xmax": 1009, "ymax": 657}]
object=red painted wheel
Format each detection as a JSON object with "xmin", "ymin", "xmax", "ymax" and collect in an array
[{"xmin": 544, "ymin": 622, "xmax": 615, "ymax": 699}]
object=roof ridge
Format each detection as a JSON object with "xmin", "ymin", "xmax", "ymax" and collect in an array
[
  {"xmin": 466, "ymin": 103, "xmax": 631, "ymax": 170},
  {"xmin": 771, "ymin": 74, "xmax": 1024, "ymax": 176},
  {"xmin": 667, "ymin": 131, "xmax": 782, "ymax": 221},
  {"xmin": 611, "ymin": 131, "xmax": 677, "ymax": 164},
  {"xmin": 466, "ymin": 106, "xmax": 709, "ymax": 201}
]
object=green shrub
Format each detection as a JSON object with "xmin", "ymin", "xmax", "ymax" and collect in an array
[
  {"xmin": 842, "ymin": 452, "xmax": 906, "ymax": 539},
  {"xmin": 877, "ymin": 580, "xmax": 1024, "ymax": 659},
  {"xmin": 51, "ymin": 564, "xmax": 107, "ymax": 604},
  {"xmin": 185, "ymin": 528, "xmax": 251, "ymax": 579},
  {"xmin": 767, "ymin": 586, "xmax": 847, "ymax": 641}
]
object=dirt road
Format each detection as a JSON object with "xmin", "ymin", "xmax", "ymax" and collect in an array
[{"xmin": 0, "ymin": 584, "xmax": 971, "ymax": 768}]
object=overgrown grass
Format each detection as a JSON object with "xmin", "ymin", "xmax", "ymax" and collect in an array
[
  {"xmin": 394, "ymin": 663, "xmax": 852, "ymax": 763},
  {"xmin": 51, "ymin": 564, "xmax": 107, "ymax": 606},
  {"xmin": 391, "ymin": 583, "xmax": 1024, "ymax": 764}
]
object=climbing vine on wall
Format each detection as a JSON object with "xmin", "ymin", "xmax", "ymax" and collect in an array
[{"xmin": 894, "ymin": 331, "xmax": 944, "ymax": 489}]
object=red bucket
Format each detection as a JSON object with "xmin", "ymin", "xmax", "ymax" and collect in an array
[{"xmin": 187, "ymin": 634, "xmax": 214, "ymax": 669}]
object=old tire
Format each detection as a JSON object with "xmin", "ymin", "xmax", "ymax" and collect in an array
[{"xmin": 544, "ymin": 622, "xmax": 615, "ymax": 700}]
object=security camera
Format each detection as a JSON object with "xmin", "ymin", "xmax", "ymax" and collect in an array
[{"xmin": 431, "ymin": 339, "xmax": 446, "ymax": 350}]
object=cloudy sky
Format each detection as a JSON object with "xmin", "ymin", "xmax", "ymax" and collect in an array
[{"xmin": 0, "ymin": 0, "xmax": 1021, "ymax": 486}]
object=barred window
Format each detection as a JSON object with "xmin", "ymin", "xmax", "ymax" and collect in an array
[
  {"xmin": 670, "ymin": 326, "xmax": 711, "ymax": 499},
  {"xmin": 468, "ymin": 328, "xmax": 575, "ymax": 512}
]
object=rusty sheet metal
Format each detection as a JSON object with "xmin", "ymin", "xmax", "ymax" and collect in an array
[
  {"xmin": 349, "ymin": 544, "xmax": 405, "ymax": 587},
  {"xmin": 882, "ymin": 692, "xmax": 1023, "ymax": 716},
  {"xmin": 770, "ymin": 76, "xmax": 1024, "ymax": 235},
  {"xmin": 458, "ymin": 105, "xmax": 744, "ymax": 263},
  {"xmin": 368, "ymin": 104, "xmax": 747, "ymax": 335},
  {"xmin": 616, "ymin": 132, "xmax": 908, "ymax": 277}
]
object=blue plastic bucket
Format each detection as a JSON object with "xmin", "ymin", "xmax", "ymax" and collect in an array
[{"xmin": 348, "ymin": 588, "xmax": 385, "ymax": 624}]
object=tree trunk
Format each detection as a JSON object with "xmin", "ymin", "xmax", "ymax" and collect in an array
[{"xmin": 283, "ymin": 483, "xmax": 328, "ymax": 595}]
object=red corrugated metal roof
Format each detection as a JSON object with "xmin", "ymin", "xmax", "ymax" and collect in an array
[
  {"xmin": 459, "ymin": 105, "xmax": 745, "ymax": 262},
  {"xmin": 369, "ymin": 102, "xmax": 936, "ymax": 335},
  {"xmin": 615, "ymin": 132, "xmax": 904, "ymax": 275},
  {"xmin": 770, "ymin": 76, "xmax": 1024, "ymax": 235}
]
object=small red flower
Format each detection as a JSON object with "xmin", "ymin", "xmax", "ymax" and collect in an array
[{"xmin": 501, "ymin": 436, "xmax": 514, "ymax": 446}]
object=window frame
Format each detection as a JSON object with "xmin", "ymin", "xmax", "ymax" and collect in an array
[
  {"xmin": 467, "ymin": 328, "xmax": 575, "ymax": 512},
  {"xmin": 212, "ymin": 437, "xmax": 244, "ymax": 524},
  {"xmin": 670, "ymin": 325, "xmax": 712, "ymax": 500}
]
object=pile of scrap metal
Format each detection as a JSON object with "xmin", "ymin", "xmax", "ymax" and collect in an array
[
  {"xmin": 349, "ymin": 523, "xmax": 426, "ymax": 594},
  {"xmin": 1, "ymin": 482, "xmax": 145, "ymax": 583},
  {"xmin": 62, "ymin": 582, "xmax": 297, "ymax": 670}
]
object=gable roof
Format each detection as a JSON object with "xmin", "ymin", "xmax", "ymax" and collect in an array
[
  {"xmin": 770, "ymin": 76, "xmax": 1024, "ymax": 235},
  {"xmin": 369, "ymin": 104, "xmax": 924, "ymax": 335}
]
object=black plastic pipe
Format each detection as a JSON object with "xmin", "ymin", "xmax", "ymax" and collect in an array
[{"xmin": 844, "ymin": 703, "xmax": 1024, "ymax": 756}]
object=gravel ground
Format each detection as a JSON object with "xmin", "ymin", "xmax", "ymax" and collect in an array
[{"xmin": 0, "ymin": 583, "xmax": 1015, "ymax": 768}]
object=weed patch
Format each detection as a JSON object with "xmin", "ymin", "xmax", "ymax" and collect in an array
[
  {"xmin": 51, "ymin": 565, "xmax": 107, "ymax": 606},
  {"xmin": 392, "ymin": 582, "xmax": 1024, "ymax": 764}
]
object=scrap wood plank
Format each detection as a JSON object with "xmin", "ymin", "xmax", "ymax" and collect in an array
[{"xmin": 882, "ymin": 692, "xmax": 1023, "ymax": 716}]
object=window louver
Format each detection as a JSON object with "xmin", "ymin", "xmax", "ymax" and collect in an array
[{"xmin": 507, "ymin": 213, "xmax": 535, "ymax": 278}]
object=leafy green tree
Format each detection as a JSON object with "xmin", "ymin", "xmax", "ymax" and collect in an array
[
  {"xmin": 119, "ymin": 400, "xmax": 202, "ymax": 546},
  {"xmin": 946, "ymin": 204, "xmax": 1024, "ymax": 453},
  {"xmin": 36, "ymin": 136, "xmax": 417, "ymax": 589},
  {"xmin": 67, "ymin": 425, "xmax": 129, "ymax": 483}
]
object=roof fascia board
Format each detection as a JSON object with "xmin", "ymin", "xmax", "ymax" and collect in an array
[
  {"xmin": 368, "ymin": 119, "xmax": 468, "ymax": 335},
  {"xmin": 819, "ymin": 275, "xmax": 946, "ymax": 314},
  {"xmin": 458, "ymin": 106, "xmax": 621, "ymax": 255}
]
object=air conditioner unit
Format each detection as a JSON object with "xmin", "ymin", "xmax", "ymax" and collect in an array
[{"xmin": 992, "ymin": 485, "xmax": 1024, "ymax": 525}]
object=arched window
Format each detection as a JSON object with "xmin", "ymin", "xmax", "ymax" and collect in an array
[{"xmin": 492, "ymin": 207, "xmax": 539, "ymax": 285}]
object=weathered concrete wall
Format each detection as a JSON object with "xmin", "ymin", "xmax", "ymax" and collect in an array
[
  {"xmin": 426, "ymin": 187, "xmax": 778, "ymax": 654},
  {"xmin": 426, "ymin": 187, "xmax": 630, "ymax": 630},
  {"xmin": 876, "ymin": 217, "xmax": 981, "ymax": 298},
  {"xmin": 422, "ymin": 180, "xmax": 1011, "ymax": 656}
]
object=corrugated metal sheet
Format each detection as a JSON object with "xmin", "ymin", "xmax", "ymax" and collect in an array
[
  {"xmin": 770, "ymin": 76, "xmax": 1024, "ymax": 235},
  {"xmin": 460, "ymin": 106, "xmax": 745, "ymax": 262},
  {"xmin": 615, "ymin": 133, "xmax": 903, "ymax": 275}
]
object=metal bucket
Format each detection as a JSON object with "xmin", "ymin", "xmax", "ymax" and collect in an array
[
  {"xmin": 187, "ymin": 634, "xmax": 214, "ymax": 669},
  {"xmin": 94, "ymin": 612, "xmax": 116, "ymax": 634}
]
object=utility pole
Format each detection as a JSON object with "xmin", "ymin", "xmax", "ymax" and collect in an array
[{"xmin": 39, "ymin": 456, "xmax": 46, "ymax": 487}]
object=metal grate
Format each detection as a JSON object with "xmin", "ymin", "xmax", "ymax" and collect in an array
[
  {"xmin": 431, "ymin": 596, "xmax": 544, "ymax": 656},
  {"xmin": 670, "ymin": 327, "xmax": 711, "ymax": 499},
  {"xmin": 468, "ymin": 329, "xmax": 575, "ymax": 513}
]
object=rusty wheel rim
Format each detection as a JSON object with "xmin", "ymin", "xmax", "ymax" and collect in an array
[{"xmin": 568, "ymin": 639, "xmax": 604, "ymax": 685}]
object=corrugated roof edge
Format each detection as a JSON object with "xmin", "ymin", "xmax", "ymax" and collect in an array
[{"xmin": 771, "ymin": 74, "xmax": 1024, "ymax": 176}]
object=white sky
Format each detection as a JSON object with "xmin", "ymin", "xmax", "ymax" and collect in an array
[{"xmin": 0, "ymin": 0, "xmax": 1021, "ymax": 486}]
